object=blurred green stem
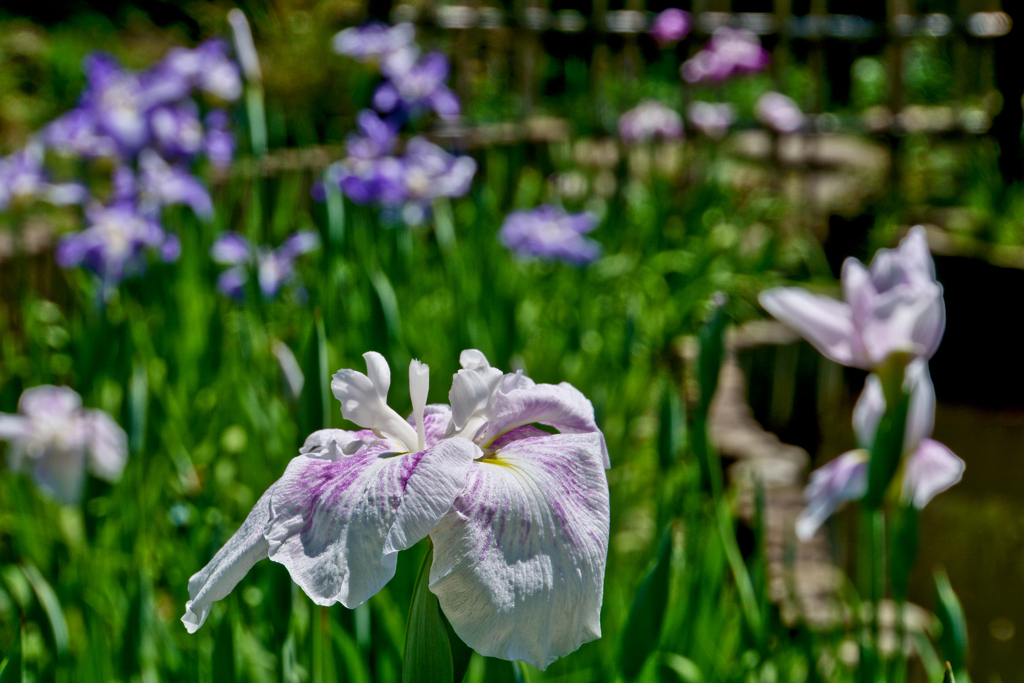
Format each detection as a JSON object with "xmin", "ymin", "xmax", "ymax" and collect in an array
[{"xmin": 246, "ymin": 85, "xmax": 268, "ymax": 158}]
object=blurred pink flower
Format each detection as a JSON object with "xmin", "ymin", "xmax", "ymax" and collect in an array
[
  {"xmin": 758, "ymin": 226, "xmax": 945, "ymax": 370},
  {"xmin": 650, "ymin": 9, "xmax": 691, "ymax": 46},
  {"xmin": 755, "ymin": 91, "xmax": 806, "ymax": 134}
]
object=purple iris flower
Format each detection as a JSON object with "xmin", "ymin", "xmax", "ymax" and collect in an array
[
  {"xmin": 755, "ymin": 91, "xmax": 807, "ymax": 134},
  {"xmin": 0, "ymin": 385, "xmax": 127, "ymax": 504},
  {"xmin": 182, "ymin": 350, "xmax": 609, "ymax": 671},
  {"xmin": 0, "ymin": 143, "xmax": 87, "ymax": 211},
  {"xmin": 346, "ymin": 109, "xmax": 398, "ymax": 160},
  {"xmin": 399, "ymin": 137, "xmax": 476, "ymax": 211},
  {"xmin": 795, "ymin": 359, "xmax": 964, "ymax": 540},
  {"xmin": 137, "ymin": 150, "xmax": 214, "ymax": 219},
  {"xmin": 650, "ymin": 8, "xmax": 692, "ymax": 45},
  {"xmin": 56, "ymin": 201, "xmax": 179, "ymax": 290},
  {"xmin": 759, "ymin": 226, "xmax": 945, "ymax": 371},
  {"xmin": 681, "ymin": 28, "xmax": 770, "ymax": 84},
  {"xmin": 332, "ymin": 22, "xmax": 416, "ymax": 62},
  {"xmin": 149, "ymin": 101, "xmax": 204, "ymax": 159},
  {"xmin": 79, "ymin": 53, "xmax": 169, "ymax": 154},
  {"xmin": 618, "ymin": 100, "xmax": 684, "ymax": 143},
  {"xmin": 42, "ymin": 109, "xmax": 120, "ymax": 159},
  {"xmin": 159, "ymin": 40, "xmax": 242, "ymax": 103},
  {"xmin": 687, "ymin": 101, "xmax": 736, "ymax": 139},
  {"xmin": 203, "ymin": 110, "xmax": 236, "ymax": 168},
  {"xmin": 374, "ymin": 51, "xmax": 461, "ymax": 120},
  {"xmin": 210, "ymin": 230, "xmax": 321, "ymax": 300},
  {"xmin": 499, "ymin": 205, "xmax": 602, "ymax": 266}
]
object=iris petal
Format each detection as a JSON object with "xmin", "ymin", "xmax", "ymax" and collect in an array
[
  {"xmin": 428, "ymin": 432, "xmax": 609, "ymax": 670},
  {"xmin": 182, "ymin": 486, "xmax": 274, "ymax": 633},
  {"xmin": 905, "ymin": 439, "xmax": 964, "ymax": 509},
  {"xmin": 483, "ymin": 382, "xmax": 609, "ymax": 468},
  {"xmin": 758, "ymin": 288, "xmax": 858, "ymax": 368},
  {"xmin": 265, "ymin": 437, "xmax": 476, "ymax": 608}
]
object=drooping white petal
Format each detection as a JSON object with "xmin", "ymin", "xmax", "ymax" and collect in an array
[
  {"xmin": 904, "ymin": 439, "xmax": 964, "ymax": 509},
  {"xmin": 182, "ymin": 486, "xmax": 274, "ymax": 633},
  {"xmin": 331, "ymin": 352, "xmax": 419, "ymax": 450},
  {"xmin": 265, "ymin": 438, "xmax": 476, "ymax": 608},
  {"xmin": 429, "ymin": 432, "xmax": 609, "ymax": 670},
  {"xmin": 795, "ymin": 450, "xmax": 869, "ymax": 541},
  {"xmin": 459, "ymin": 349, "xmax": 491, "ymax": 370},
  {"xmin": 32, "ymin": 445, "xmax": 88, "ymax": 505},
  {"xmin": 409, "ymin": 360, "xmax": 429, "ymax": 451},
  {"xmin": 758, "ymin": 288, "xmax": 860, "ymax": 368},
  {"xmin": 84, "ymin": 410, "xmax": 128, "ymax": 482},
  {"xmin": 482, "ymin": 381, "xmax": 609, "ymax": 468}
]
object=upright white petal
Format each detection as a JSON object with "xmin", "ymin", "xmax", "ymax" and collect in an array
[
  {"xmin": 182, "ymin": 486, "xmax": 274, "ymax": 633},
  {"xmin": 429, "ymin": 432, "xmax": 609, "ymax": 670},
  {"xmin": 84, "ymin": 410, "xmax": 128, "ymax": 482},
  {"xmin": 265, "ymin": 438, "xmax": 476, "ymax": 608},
  {"xmin": 331, "ymin": 352, "xmax": 419, "ymax": 450},
  {"xmin": 448, "ymin": 364, "xmax": 503, "ymax": 433},
  {"xmin": 409, "ymin": 360, "xmax": 429, "ymax": 451}
]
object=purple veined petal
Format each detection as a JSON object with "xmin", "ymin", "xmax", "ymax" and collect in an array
[
  {"xmin": 420, "ymin": 405, "xmax": 453, "ymax": 447},
  {"xmin": 266, "ymin": 437, "xmax": 476, "ymax": 607},
  {"xmin": 429, "ymin": 431, "xmax": 609, "ymax": 670},
  {"xmin": 182, "ymin": 485, "xmax": 275, "ymax": 633},
  {"xmin": 795, "ymin": 449, "xmax": 869, "ymax": 541},
  {"xmin": 217, "ymin": 267, "xmax": 248, "ymax": 301},
  {"xmin": 482, "ymin": 381, "xmax": 609, "ymax": 468},
  {"xmin": 83, "ymin": 409, "xmax": 128, "ymax": 482},
  {"xmin": 758, "ymin": 287, "xmax": 861, "ymax": 368},
  {"xmin": 211, "ymin": 232, "xmax": 252, "ymax": 265},
  {"xmin": 32, "ymin": 444, "xmax": 89, "ymax": 505},
  {"xmin": 904, "ymin": 438, "xmax": 964, "ymax": 509}
]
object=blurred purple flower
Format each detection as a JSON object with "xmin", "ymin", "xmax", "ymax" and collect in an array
[
  {"xmin": 755, "ymin": 92, "xmax": 807, "ymax": 134},
  {"xmin": 681, "ymin": 29, "xmax": 769, "ymax": 84},
  {"xmin": 687, "ymin": 101, "xmax": 736, "ymax": 140},
  {"xmin": 400, "ymin": 137, "xmax": 476, "ymax": 207},
  {"xmin": 42, "ymin": 109, "xmax": 120, "ymax": 159},
  {"xmin": 56, "ymin": 200, "xmax": 178, "ymax": 290},
  {"xmin": 159, "ymin": 40, "xmax": 242, "ymax": 103},
  {"xmin": 0, "ymin": 143, "xmax": 87, "ymax": 211},
  {"xmin": 332, "ymin": 22, "xmax": 416, "ymax": 62},
  {"xmin": 149, "ymin": 102, "xmax": 204, "ymax": 158},
  {"xmin": 203, "ymin": 110, "xmax": 236, "ymax": 168},
  {"xmin": 375, "ymin": 52, "xmax": 461, "ymax": 120},
  {"xmin": 618, "ymin": 100, "xmax": 684, "ymax": 143},
  {"xmin": 346, "ymin": 109, "xmax": 398, "ymax": 160},
  {"xmin": 0, "ymin": 385, "xmax": 127, "ymax": 504},
  {"xmin": 499, "ymin": 205, "xmax": 602, "ymax": 266},
  {"xmin": 210, "ymin": 230, "xmax": 321, "ymax": 300},
  {"xmin": 138, "ymin": 149, "xmax": 213, "ymax": 219},
  {"xmin": 759, "ymin": 226, "xmax": 945, "ymax": 370},
  {"xmin": 650, "ymin": 8, "xmax": 692, "ymax": 45},
  {"xmin": 796, "ymin": 359, "xmax": 963, "ymax": 540}
]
